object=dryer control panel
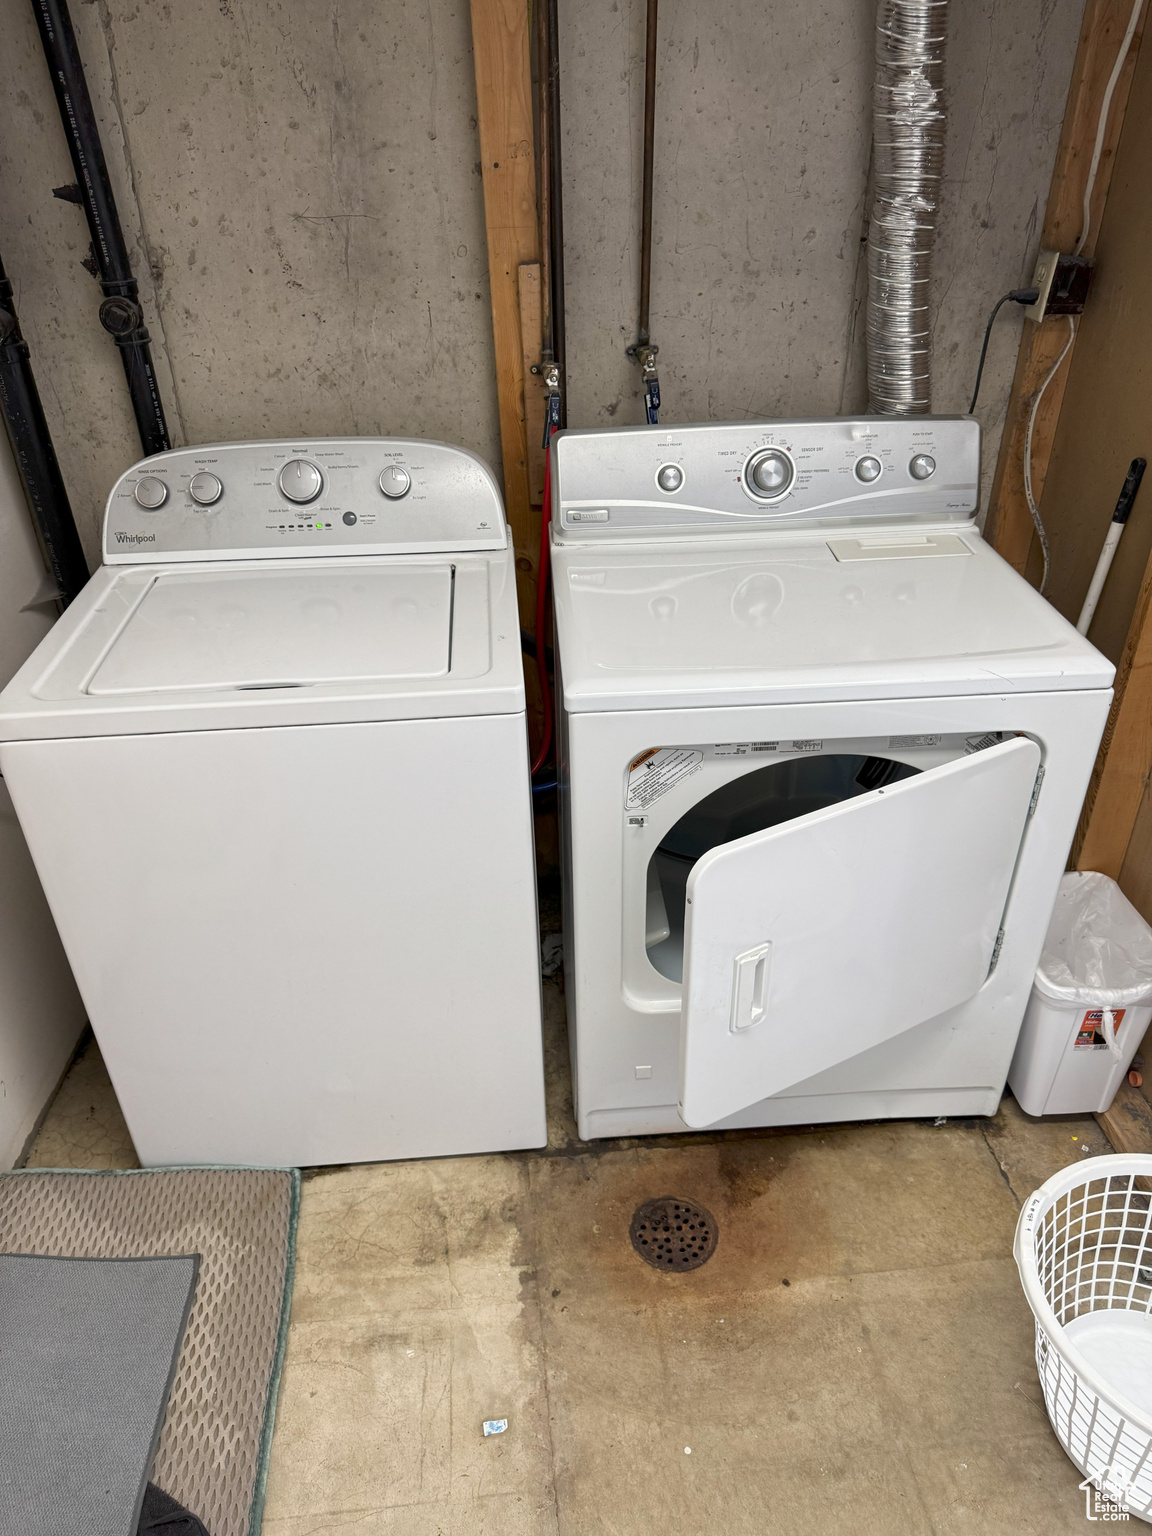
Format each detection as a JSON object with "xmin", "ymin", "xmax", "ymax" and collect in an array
[
  {"xmin": 552, "ymin": 417, "xmax": 979, "ymax": 539},
  {"xmin": 103, "ymin": 438, "xmax": 508, "ymax": 563}
]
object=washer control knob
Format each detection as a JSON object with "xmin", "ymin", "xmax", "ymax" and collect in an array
[
  {"xmin": 656, "ymin": 463, "xmax": 684, "ymax": 493},
  {"xmin": 855, "ymin": 456, "xmax": 883, "ymax": 483},
  {"xmin": 909, "ymin": 453, "xmax": 936, "ymax": 480},
  {"xmin": 188, "ymin": 471, "xmax": 223, "ymax": 506},
  {"xmin": 134, "ymin": 476, "xmax": 168, "ymax": 509},
  {"xmin": 746, "ymin": 448, "xmax": 794, "ymax": 498},
  {"xmin": 379, "ymin": 464, "xmax": 411, "ymax": 499},
  {"xmin": 278, "ymin": 459, "xmax": 323, "ymax": 503}
]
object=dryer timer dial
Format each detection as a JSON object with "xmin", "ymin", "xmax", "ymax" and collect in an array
[{"xmin": 745, "ymin": 448, "xmax": 794, "ymax": 499}]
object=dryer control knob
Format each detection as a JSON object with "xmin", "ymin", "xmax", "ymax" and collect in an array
[
  {"xmin": 134, "ymin": 476, "xmax": 168, "ymax": 509},
  {"xmin": 746, "ymin": 449, "xmax": 794, "ymax": 498},
  {"xmin": 855, "ymin": 456, "xmax": 883, "ymax": 483},
  {"xmin": 656, "ymin": 463, "xmax": 683, "ymax": 493},
  {"xmin": 188, "ymin": 471, "xmax": 223, "ymax": 505},
  {"xmin": 278, "ymin": 459, "xmax": 323, "ymax": 503},
  {"xmin": 909, "ymin": 454, "xmax": 936, "ymax": 480},
  {"xmin": 379, "ymin": 464, "xmax": 411, "ymax": 499}
]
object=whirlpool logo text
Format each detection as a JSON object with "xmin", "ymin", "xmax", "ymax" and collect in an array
[{"xmin": 114, "ymin": 532, "xmax": 157, "ymax": 544}]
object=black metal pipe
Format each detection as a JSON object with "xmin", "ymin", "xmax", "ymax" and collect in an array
[
  {"xmin": 544, "ymin": 0, "xmax": 566, "ymax": 424},
  {"xmin": 534, "ymin": 0, "xmax": 554, "ymax": 367},
  {"xmin": 637, "ymin": 0, "xmax": 657, "ymax": 348},
  {"xmin": 0, "ymin": 254, "xmax": 89, "ymax": 607},
  {"xmin": 30, "ymin": 0, "xmax": 170, "ymax": 457}
]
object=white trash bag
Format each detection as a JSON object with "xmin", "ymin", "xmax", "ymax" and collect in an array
[{"xmin": 1040, "ymin": 871, "xmax": 1152, "ymax": 1014}]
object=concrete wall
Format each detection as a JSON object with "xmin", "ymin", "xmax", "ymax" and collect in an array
[
  {"xmin": 561, "ymin": 0, "xmax": 1084, "ymax": 509},
  {"xmin": 0, "ymin": 0, "xmax": 1083, "ymax": 560},
  {"xmin": 0, "ymin": 0, "xmax": 498, "ymax": 564}
]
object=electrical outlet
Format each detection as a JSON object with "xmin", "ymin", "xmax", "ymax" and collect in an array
[{"xmin": 1024, "ymin": 249, "xmax": 1094, "ymax": 322}]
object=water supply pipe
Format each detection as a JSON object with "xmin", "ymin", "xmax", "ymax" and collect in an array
[
  {"xmin": 31, "ymin": 0, "xmax": 171, "ymax": 457},
  {"xmin": 529, "ymin": 0, "xmax": 567, "ymax": 779},
  {"xmin": 541, "ymin": 0, "xmax": 567, "ymax": 414},
  {"xmin": 0, "ymin": 252, "xmax": 89, "ymax": 606},
  {"xmin": 866, "ymin": 0, "xmax": 948, "ymax": 415},
  {"xmin": 626, "ymin": 0, "xmax": 661, "ymax": 423}
]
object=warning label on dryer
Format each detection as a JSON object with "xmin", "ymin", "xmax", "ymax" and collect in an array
[{"xmin": 626, "ymin": 748, "xmax": 704, "ymax": 809}]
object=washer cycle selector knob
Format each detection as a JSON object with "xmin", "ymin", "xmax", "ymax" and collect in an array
[
  {"xmin": 278, "ymin": 459, "xmax": 323, "ymax": 503},
  {"xmin": 909, "ymin": 454, "xmax": 936, "ymax": 480},
  {"xmin": 656, "ymin": 463, "xmax": 683, "ymax": 493},
  {"xmin": 379, "ymin": 465, "xmax": 411, "ymax": 499},
  {"xmin": 855, "ymin": 456, "xmax": 883, "ymax": 483},
  {"xmin": 188, "ymin": 471, "xmax": 222, "ymax": 506},
  {"xmin": 134, "ymin": 476, "xmax": 168, "ymax": 509},
  {"xmin": 746, "ymin": 448, "xmax": 794, "ymax": 498}
]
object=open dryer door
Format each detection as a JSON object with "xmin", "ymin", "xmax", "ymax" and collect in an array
[{"xmin": 679, "ymin": 736, "xmax": 1041, "ymax": 1127}]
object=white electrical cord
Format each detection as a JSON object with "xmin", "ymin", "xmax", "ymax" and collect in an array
[
  {"xmin": 1021, "ymin": 0, "xmax": 1142, "ymax": 594},
  {"xmin": 1075, "ymin": 0, "xmax": 1145, "ymax": 256},
  {"xmin": 1023, "ymin": 316, "xmax": 1076, "ymax": 593}
]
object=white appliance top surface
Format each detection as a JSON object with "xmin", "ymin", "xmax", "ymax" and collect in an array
[
  {"xmin": 550, "ymin": 417, "xmax": 1112, "ymax": 710},
  {"xmin": 102, "ymin": 437, "xmax": 507, "ymax": 563},
  {"xmin": 87, "ymin": 564, "xmax": 453, "ymax": 695},
  {"xmin": 552, "ymin": 527, "xmax": 1114, "ymax": 710},
  {"xmin": 0, "ymin": 436, "xmax": 527, "ymax": 740}
]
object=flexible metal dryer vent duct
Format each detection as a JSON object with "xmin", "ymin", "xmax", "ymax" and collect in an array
[{"xmin": 866, "ymin": 0, "xmax": 948, "ymax": 415}]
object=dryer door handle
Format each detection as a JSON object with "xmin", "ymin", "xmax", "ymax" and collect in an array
[{"xmin": 730, "ymin": 942, "xmax": 772, "ymax": 1032}]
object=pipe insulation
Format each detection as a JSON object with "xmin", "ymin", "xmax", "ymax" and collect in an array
[{"xmin": 866, "ymin": 0, "xmax": 948, "ymax": 415}]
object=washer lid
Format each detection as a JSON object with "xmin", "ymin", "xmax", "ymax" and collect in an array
[{"xmin": 87, "ymin": 564, "xmax": 452, "ymax": 695}]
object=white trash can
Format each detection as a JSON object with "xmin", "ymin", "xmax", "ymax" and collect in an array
[{"xmin": 1009, "ymin": 871, "xmax": 1152, "ymax": 1116}]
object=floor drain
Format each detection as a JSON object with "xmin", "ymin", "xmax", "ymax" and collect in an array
[{"xmin": 630, "ymin": 1197, "xmax": 718, "ymax": 1272}]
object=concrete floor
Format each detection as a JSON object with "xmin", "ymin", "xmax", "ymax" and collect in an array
[{"xmin": 26, "ymin": 981, "xmax": 1111, "ymax": 1535}]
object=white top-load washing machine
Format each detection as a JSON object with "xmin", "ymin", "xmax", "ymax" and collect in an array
[
  {"xmin": 551, "ymin": 416, "xmax": 1114, "ymax": 1140},
  {"xmin": 0, "ymin": 438, "xmax": 546, "ymax": 1167}
]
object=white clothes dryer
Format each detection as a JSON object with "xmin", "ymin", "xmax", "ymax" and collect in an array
[
  {"xmin": 550, "ymin": 417, "xmax": 1114, "ymax": 1140},
  {"xmin": 0, "ymin": 438, "xmax": 545, "ymax": 1167}
]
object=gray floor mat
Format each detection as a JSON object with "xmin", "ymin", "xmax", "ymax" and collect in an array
[
  {"xmin": 0, "ymin": 1169, "xmax": 298, "ymax": 1536},
  {"xmin": 0, "ymin": 1252, "xmax": 198, "ymax": 1536}
]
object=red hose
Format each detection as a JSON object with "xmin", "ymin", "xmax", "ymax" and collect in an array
[{"xmin": 530, "ymin": 437, "xmax": 554, "ymax": 777}]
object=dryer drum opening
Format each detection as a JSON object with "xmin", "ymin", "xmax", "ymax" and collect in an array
[{"xmin": 646, "ymin": 753, "xmax": 921, "ymax": 985}]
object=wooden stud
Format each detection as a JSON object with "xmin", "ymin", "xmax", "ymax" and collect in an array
[
  {"xmin": 518, "ymin": 263, "xmax": 546, "ymax": 509},
  {"xmin": 985, "ymin": 0, "xmax": 1149, "ymax": 570},
  {"xmin": 469, "ymin": 0, "xmax": 539, "ymax": 628},
  {"xmin": 1096, "ymin": 1080, "xmax": 1152, "ymax": 1154},
  {"xmin": 1074, "ymin": 540, "xmax": 1152, "ymax": 874}
]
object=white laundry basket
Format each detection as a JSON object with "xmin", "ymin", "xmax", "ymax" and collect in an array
[{"xmin": 1015, "ymin": 1156, "xmax": 1152, "ymax": 1520}]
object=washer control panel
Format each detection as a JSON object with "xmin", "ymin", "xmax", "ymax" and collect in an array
[
  {"xmin": 554, "ymin": 417, "xmax": 978, "ymax": 539},
  {"xmin": 103, "ymin": 438, "xmax": 507, "ymax": 563}
]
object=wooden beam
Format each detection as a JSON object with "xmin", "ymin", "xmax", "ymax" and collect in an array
[
  {"xmin": 1096, "ymin": 1079, "xmax": 1152, "ymax": 1154},
  {"xmin": 985, "ymin": 0, "xmax": 1149, "ymax": 570},
  {"xmin": 1075, "ymin": 540, "xmax": 1152, "ymax": 874},
  {"xmin": 469, "ymin": 0, "xmax": 539, "ymax": 628}
]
